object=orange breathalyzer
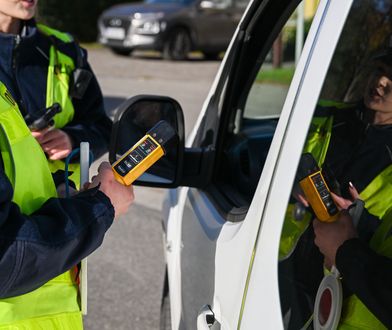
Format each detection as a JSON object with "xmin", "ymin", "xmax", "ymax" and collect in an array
[
  {"xmin": 298, "ymin": 153, "xmax": 339, "ymax": 222},
  {"xmin": 112, "ymin": 120, "xmax": 177, "ymax": 186}
]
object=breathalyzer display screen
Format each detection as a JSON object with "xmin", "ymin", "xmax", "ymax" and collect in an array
[
  {"xmin": 114, "ymin": 137, "xmax": 158, "ymax": 177},
  {"xmin": 311, "ymin": 173, "xmax": 338, "ymax": 215}
]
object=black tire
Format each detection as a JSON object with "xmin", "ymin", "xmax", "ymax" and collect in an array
[
  {"xmin": 110, "ymin": 47, "xmax": 133, "ymax": 56},
  {"xmin": 160, "ymin": 271, "xmax": 171, "ymax": 330},
  {"xmin": 163, "ymin": 28, "xmax": 191, "ymax": 61},
  {"xmin": 203, "ymin": 51, "xmax": 221, "ymax": 60}
]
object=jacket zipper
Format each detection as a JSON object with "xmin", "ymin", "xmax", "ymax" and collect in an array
[
  {"xmin": 12, "ymin": 35, "xmax": 26, "ymax": 114},
  {"xmin": 12, "ymin": 35, "xmax": 21, "ymax": 69}
]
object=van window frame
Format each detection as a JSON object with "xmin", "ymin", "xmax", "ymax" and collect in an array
[{"xmin": 193, "ymin": 0, "xmax": 303, "ymax": 221}]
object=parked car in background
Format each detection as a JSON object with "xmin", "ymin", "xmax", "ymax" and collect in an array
[{"xmin": 97, "ymin": 0, "xmax": 248, "ymax": 60}]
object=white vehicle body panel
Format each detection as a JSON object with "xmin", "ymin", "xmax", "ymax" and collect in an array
[
  {"xmin": 164, "ymin": 2, "xmax": 251, "ymax": 328},
  {"xmin": 240, "ymin": 0, "xmax": 353, "ymax": 327},
  {"xmin": 165, "ymin": 187, "xmax": 187, "ymax": 329}
]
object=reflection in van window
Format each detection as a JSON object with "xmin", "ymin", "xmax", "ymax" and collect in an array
[
  {"xmin": 243, "ymin": 10, "xmax": 312, "ymax": 119},
  {"xmin": 211, "ymin": 2, "xmax": 315, "ymax": 219},
  {"xmin": 279, "ymin": 1, "xmax": 392, "ymax": 329}
]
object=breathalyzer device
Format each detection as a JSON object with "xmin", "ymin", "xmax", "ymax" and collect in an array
[
  {"xmin": 112, "ymin": 120, "xmax": 177, "ymax": 186},
  {"xmin": 27, "ymin": 103, "xmax": 62, "ymax": 131},
  {"xmin": 298, "ymin": 153, "xmax": 339, "ymax": 222}
]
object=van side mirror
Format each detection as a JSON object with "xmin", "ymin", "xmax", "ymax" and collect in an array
[{"xmin": 109, "ymin": 95, "xmax": 185, "ymax": 188}]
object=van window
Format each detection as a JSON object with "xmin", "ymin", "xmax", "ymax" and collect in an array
[
  {"xmin": 207, "ymin": 1, "xmax": 315, "ymax": 221},
  {"xmin": 278, "ymin": 1, "xmax": 392, "ymax": 328}
]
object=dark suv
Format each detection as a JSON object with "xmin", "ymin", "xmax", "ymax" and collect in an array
[{"xmin": 97, "ymin": 0, "xmax": 248, "ymax": 60}]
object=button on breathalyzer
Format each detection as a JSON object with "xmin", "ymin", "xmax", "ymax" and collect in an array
[
  {"xmin": 112, "ymin": 120, "xmax": 177, "ymax": 186},
  {"xmin": 298, "ymin": 153, "xmax": 339, "ymax": 222}
]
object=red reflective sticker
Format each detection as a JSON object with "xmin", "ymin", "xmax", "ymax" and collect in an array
[{"xmin": 319, "ymin": 288, "xmax": 332, "ymax": 326}]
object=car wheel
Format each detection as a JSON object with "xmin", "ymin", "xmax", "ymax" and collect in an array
[
  {"xmin": 160, "ymin": 271, "xmax": 171, "ymax": 330},
  {"xmin": 203, "ymin": 51, "xmax": 221, "ymax": 60},
  {"xmin": 163, "ymin": 28, "xmax": 191, "ymax": 61},
  {"xmin": 110, "ymin": 47, "xmax": 133, "ymax": 56}
]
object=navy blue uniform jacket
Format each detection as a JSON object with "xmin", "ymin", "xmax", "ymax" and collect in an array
[
  {"xmin": 0, "ymin": 20, "xmax": 112, "ymax": 158},
  {"xmin": 0, "ymin": 21, "xmax": 115, "ymax": 298}
]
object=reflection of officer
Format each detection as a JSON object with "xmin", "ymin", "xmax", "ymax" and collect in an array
[
  {"xmin": 280, "ymin": 51, "xmax": 392, "ymax": 329},
  {"xmin": 117, "ymin": 101, "xmax": 164, "ymax": 156},
  {"xmin": 133, "ymin": 101, "xmax": 164, "ymax": 128},
  {"xmin": 314, "ymin": 188, "xmax": 392, "ymax": 329}
]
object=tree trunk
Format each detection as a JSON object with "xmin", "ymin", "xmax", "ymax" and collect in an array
[{"xmin": 273, "ymin": 33, "xmax": 283, "ymax": 68}]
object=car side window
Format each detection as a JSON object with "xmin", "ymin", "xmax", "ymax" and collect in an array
[
  {"xmin": 208, "ymin": 1, "xmax": 316, "ymax": 221},
  {"xmin": 278, "ymin": 1, "xmax": 392, "ymax": 328}
]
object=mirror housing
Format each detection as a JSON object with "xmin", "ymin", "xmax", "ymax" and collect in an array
[
  {"xmin": 109, "ymin": 95, "xmax": 185, "ymax": 188},
  {"xmin": 109, "ymin": 95, "xmax": 215, "ymax": 189}
]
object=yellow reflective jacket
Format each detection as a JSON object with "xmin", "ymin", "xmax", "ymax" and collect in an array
[
  {"xmin": 0, "ymin": 81, "xmax": 82, "ymax": 329},
  {"xmin": 280, "ymin": 110, "xmax": 392, "ymax": 259},
  {"xmin": 37, "ymin": 23, "xmax": 80, "ymax": 187},
  {"xmin": 280, "ymin": 106, "xmax": 392, "ymax": 329}
]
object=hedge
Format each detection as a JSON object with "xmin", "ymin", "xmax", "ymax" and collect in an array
[{"xmin": 37, "ymin": 0, "xmax": 134, "ymax": 42}]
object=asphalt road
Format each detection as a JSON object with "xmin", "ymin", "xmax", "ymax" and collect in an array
[{"xmin": 83, "ymin": 48, "xmax": 220, "ymax": 330}]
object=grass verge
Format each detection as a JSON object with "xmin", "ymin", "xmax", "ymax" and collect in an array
[{"xmin": 256, "ymin": 67, "xmax": 295, "ymax": 85}]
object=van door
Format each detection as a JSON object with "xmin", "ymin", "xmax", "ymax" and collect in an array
[
  {"xmin": 238, "ymin": 0, "xmax": 392, "ymax": 328},
  {"xmin": 164, "ymin": 0, "xmax": 328, "ymax": 328}
]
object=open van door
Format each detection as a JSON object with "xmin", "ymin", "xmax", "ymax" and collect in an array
[{"xmin": 155, "ymin": 0, "xmax": 345, "ymax": 328}]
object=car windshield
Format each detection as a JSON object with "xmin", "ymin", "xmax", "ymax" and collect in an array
[{"xmin": 146, "ymin": 0, "xmax": 194, "ymax": 4}]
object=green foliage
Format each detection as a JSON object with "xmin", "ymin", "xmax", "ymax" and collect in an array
[
  {"xmin": 256, "ymin": 67, "xmax": 295, "ymax": 86},
  {"xmin": 283, "ymin": 18, "xmax": 312, "ymax": 61},
  {"xmin": 37, "ymin": 0, "xmax": 135, "ymax": 42}
]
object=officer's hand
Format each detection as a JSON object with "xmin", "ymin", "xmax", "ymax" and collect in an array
[
  {"xmin": 323, "ymin": 256, "xmax": 334, "ymax": 271},
  {"xmin": 331, "ymin": 182, "xmax": 360, "ymax": 210},
  {"xmin": 89, "ymin": 162, "xmax": 134, "ymax": 218},
  {"xmin": 56, "ymin": 183, "xmax": 78, "ymax": 197},
  {"xmin": 294, "ymin": 192, "xmax": 309, "ymax": 207},
  {"xmin": 313, "ymin": 210, "xmax": 357, "ymax": 265},
  {"xmin": 292, "ymin": 185, "xmax": 309, "ymax": 207},
  {"xmin": 32, "ymin": 128, "xmax": 73, "ymax": 160}
]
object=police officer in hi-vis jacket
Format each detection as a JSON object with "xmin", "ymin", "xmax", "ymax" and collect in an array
[{"xmin": 0, "ymin": 0, "xmax": 134, "ymax": 329}]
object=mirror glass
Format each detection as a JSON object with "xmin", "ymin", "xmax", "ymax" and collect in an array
[{"xmin": 113, "ymin": 99, "xmax": 180, "ymax": 185}]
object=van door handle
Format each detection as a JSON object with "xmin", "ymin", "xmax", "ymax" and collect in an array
[{"xmin": 197, "ymin": 305, "xmax": 221, "ymax": 330}]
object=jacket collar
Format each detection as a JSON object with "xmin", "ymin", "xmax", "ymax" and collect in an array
[{"xmin": 0, "ymin": 19, "xmax": 38, "ymax": 47}]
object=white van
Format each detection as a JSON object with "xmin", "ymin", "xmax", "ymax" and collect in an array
[{"xmin": 110, "ymin": 0, "xmax": 392, "ymax": 328}]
